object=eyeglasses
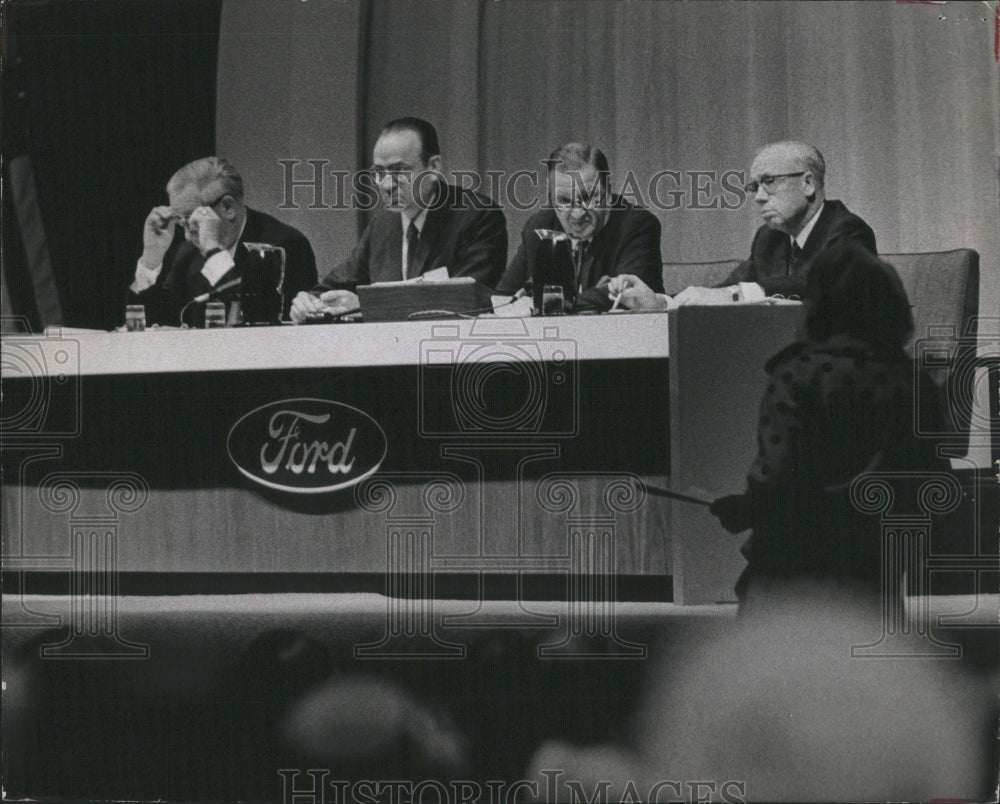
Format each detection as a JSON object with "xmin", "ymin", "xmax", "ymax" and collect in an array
[
  {"xmin": 552, "ymin": 191, "xmax": 606, "ymax": 211},
  {"xmin": 743, "ymin": 172, "xmax": 806, "ymax": 195},
  {"xmin": 369, "ymin": 163, "xmax": 423, "ymax": 183}
]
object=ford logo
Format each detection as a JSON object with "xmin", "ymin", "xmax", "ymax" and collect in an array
[{"xmin": 227, "ymin": 398, "xmax": 387, "ymax": 494}]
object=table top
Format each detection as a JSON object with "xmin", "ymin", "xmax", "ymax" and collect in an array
[{"xmin": 2, "ymin": 312, "xmax": 673, "ymax": 376}]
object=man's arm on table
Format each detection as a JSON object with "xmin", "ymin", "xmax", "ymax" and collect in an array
[
  {"xmin": 289, "ymin": 220, "xmax": 372, "ymax": 322},
  {"xmin": 614, "ymin": 210, "xmax": 665, "ymax": 294}
]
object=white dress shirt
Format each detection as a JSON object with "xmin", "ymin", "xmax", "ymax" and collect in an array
[{"xmin": 792, "ymin": 201, "xmax": 824, "ymax": 252}]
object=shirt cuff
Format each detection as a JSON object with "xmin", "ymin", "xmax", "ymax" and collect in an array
[
  {"xmin": 200, "ymin": 249, "xmax": 235, "ymax": 287},
  {"xmin": 738, "ymin": 282, "xmax": 766, "ymax": 302},
  {"xmin": 130, "ymin": 259, "xmax": 162, "ymax": 294}
]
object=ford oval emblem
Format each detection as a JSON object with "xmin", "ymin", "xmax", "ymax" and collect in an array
[{"xmin": 227, "ymin": 398, "xmax": 387, "ymax": 494}]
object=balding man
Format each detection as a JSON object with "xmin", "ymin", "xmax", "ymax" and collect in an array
[
  {"xmin": 496, "ymin": 142, "xmax": 664, "ymax": 311},
  {"xmin": 290, "ymin": 117, "xmax": 506, "ymax": 322},
  {"xmin": 609, "ymin": 141, "xmax": 876, "ymax": 308},
  {"xmin": 128, "ymin": 156, "xmax": 317, "ymax": 325}
]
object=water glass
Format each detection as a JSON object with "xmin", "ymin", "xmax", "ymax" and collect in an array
[
  {"xmin": 125, "ymin": 305, "xmax": 146, "ymax": 332},
  {"xmin": 204, "ymin": 301, "xmax": 226, "ymax": 329}
]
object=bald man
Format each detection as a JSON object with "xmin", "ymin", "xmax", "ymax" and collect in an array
[{"xmin": 610, "ymin": 141, "xmax": 876, "ymax": 308}]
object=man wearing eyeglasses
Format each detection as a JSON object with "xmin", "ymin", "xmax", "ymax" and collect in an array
[
  {"xmin": 494, "ymin": 142, "xmax": 663, "ymax": 310},
  {"xmin": 290, "ymin": 117, "xmax": 507, "ymax": 322},
  {"xmin": 609, "ymin": 140, "xmax": 876, "ymax": 308},
  {"xmin": 128, "ymin": 156, "xmax": 317, "ymax": 325}
]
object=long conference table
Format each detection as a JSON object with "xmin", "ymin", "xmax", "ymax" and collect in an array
[{"xmin": 2, "ymin": 307, "xmax": 805, "ymax": 606}]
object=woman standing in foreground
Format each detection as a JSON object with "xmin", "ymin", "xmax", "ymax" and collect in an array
[{"xmin": 710, "ymin": 242, "xmax": 951, "ymax": 611}]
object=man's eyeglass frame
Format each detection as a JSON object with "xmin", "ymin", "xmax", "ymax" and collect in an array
[{"xmin": 743, "ymin": 172, "xmax": 806, "ymax": 195}]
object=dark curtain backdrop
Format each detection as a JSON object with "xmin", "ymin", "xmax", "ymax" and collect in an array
[
  {"xmin": 219, "ymin": 0, "xmax": 999, "ymax": 318},
  {"xmin": 3, "ymin": 0, "xmax": 221, "ymax": 330}
]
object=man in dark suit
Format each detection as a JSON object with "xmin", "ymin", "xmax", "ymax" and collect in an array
[
  {"xmin": 290, "ymin": 118, "xmax": 506, "ymax": 322},
  {"xmin": 495, "ymin": 142, "xmax": 663, "ymax": 310},
  {"xmin": 609, "ymin": 141, "xmax": 876, "ymax": 308},
  {"xmin": 716, "ymin": 140, "xmax": 876, "ymax": 298},
  {"xmin": 128, "ymin": 156, "xmax": 317, "ymax": 326}
]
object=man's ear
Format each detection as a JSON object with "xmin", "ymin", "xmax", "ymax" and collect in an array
[
  {"xmin": 426, "ymin": 154, "xmax": 444, "ymax": 174},
  {"xmin": 802, "ymin": 172, "xmax": 817, "ymax": 201}
]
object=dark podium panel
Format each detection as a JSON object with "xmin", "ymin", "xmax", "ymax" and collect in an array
[
  {"xmin": 1, "ymin": 316, "xmax": 675, "ymax": 589},
  {"xmin": 668, "ymin": 304, "xmax": 804, "ymax": 603}
]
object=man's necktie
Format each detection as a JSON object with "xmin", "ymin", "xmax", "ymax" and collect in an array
[
  {"xmin": 573, "ymin": 240, "xmax": 590, "ymax": 294},
  {"xmin": 788, "ymin": 240, "xmax": 802, "ymax": 273},
  {"xmin": 405, "ymin": 220, "xmax": 419, "ymax": 280}
]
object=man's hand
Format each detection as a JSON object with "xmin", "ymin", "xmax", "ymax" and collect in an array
[
  {"xmin": 186, "ymin": 206, "xmax": 224, "ymax": 253},
  {"xmin": 317, "ymin": 289, "xmax": 359, "ymax": 313},
  {"xmin": 606, "ymin": 274, "xmax": 670, "ymax": 311},
  {"xmin": 289, "ymin": 289, "xmax": 360, "ymax": 324},
  {"xmin": 672, "ymin": 286, "xmax": 738, "ymax": 306},
  {"xmin": 140, "ymin": 206, "xmax": 176, "ymax": 270}
]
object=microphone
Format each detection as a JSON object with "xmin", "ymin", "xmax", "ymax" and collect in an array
[{"xmin": 193, "ymin": 276, "xmax": 242, "ymax": 303}]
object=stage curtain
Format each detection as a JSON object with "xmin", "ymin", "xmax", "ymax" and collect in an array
[{"xmin": 339, "ymin": 0, "xmax": 997, "ymax": 312}]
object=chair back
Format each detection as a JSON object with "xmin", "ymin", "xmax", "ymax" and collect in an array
[
  {"xmin": 881, "ymin": 249, "xmax": 986, "ymax": 452},
  {"xmin": 879, "ymin": 249, "xmax": 979, "ymax": 349}
]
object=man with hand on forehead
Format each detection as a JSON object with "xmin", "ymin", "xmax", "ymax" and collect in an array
[
  {"xmin": 608, "ymin": 140, "xmax": 876, "ymax": 309},
  {"xmin": 290, "ymin": 117, "xmax": 506, "ymax": 323},
  {"xmin": 495, "ymin": 142, "xmax": 664, "ymax": 309},
  {"xmin": 128, "ymin": 156, "xmax": 317, "ymax": 325}
]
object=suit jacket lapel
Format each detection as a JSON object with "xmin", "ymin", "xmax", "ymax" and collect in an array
[
  {"xmin": 231, "ymin": 209, "xmax": 261, "ymax": 280},
  {"xmin": 755, "ymin": 229, "xmax": 790, "ymax": 277},
  {"xmin": 366, "ymin": 212, "xmax": 404, "ymax": 282},
  {"xmin": 584, "ymin": 204, "xmax": 625, "ymax": 287},
  {"xmin": 411, "ymin": 182, "xmax": 448, "ymax": 276},
  {"xmin": 799, "ymin": 201, "xmax": 836, "ymax": 261},
  {"xmin": 237, "ymin": 208, "xmax": 262, "ymax": 250}
]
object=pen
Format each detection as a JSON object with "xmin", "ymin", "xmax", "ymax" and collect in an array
[{"xmin": 609, "ymin": 292, "xmax": 622, "ymax": 312}]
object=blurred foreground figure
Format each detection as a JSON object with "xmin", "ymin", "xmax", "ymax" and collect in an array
[
  {"xmin": 526, "ymin": 585, "xmax": 995, "ymax": 802},
  {"xmin": 710, "ymin": 243, "xmax": 950, "ymax": 609}
]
